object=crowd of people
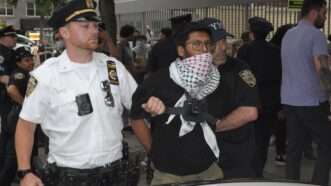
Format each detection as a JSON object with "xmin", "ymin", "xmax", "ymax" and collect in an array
[{"xmin": 0, "ymin": 0, "xmax": 331, "ymax": 186}]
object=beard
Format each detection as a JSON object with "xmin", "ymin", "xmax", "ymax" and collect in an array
[{"xmin": 314, "ymin": 16, "xmax": 325, "ymax": 29}]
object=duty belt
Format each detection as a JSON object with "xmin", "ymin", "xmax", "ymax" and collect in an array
[{"xmin": 56, "ymin": 160, "xmax": 121, "ymax": 176}]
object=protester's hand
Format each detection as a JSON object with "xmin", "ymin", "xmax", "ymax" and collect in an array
[
  {"xmin": 142, "ymin": 96, "xmax": 166, "ymax": 116},
  {"xmin": 20, "ymin": 173, "xmax": 44, "ymax": 186}
]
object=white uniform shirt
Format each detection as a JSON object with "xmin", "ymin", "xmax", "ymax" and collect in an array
[{"xmin": 20, "ymin": 51, "xmax": 137, "ymax": 169}]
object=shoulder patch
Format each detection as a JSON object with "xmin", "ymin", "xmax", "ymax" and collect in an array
[
  {"xmin": 14, "ymin": 72, "xmax": 25, "ymax": 80},
  {"xmin": 239, "ymin": 70, "xmax": 256, "ymax": 88},
  {"xmin": 0, "ymin": 56, "xmax": 4, "ymax": 64},
  {"xmin": 107, "ymin": 60, "xmax": 119, "ymax": 85},
  {"xmin": 26, "ymin": 76, "xmax": 38, "ymax": 97}
]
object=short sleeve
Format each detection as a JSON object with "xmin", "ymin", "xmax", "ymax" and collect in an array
[
  {"xmin": 235, "ymin": 66, "xmax": 260, "ymax": 107},
  {"xmin": 118, "ymin": 62, "xmax": 137, "ymax": 110},
  {"xmin": 312, "ymin": 31, "xmax": 328, "ymax": 57},
  {"xmin": 19, "ymin": 76, "xmax": 51, "ymax": 124},
  {"xmin": 8, "ymin": 72, "xmax": 25, "ymax": 87}
]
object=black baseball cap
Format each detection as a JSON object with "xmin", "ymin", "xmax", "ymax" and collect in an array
[
  {"xmin": 48, "ymin": 0, "xmax": 100, "ymax": 30},
  {"xmin": 197, "ymin": 18, "xmax": 233, "ymax": 42}
]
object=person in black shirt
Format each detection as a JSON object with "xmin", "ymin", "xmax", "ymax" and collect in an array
[
  {"xmin": 0, "ymin": 25, "xmax": 17, "ymax": 186},
  {"xmin": 146, "ymin": 14, "xmax": 192, "ymax": 73},
  {"xmin": 198, "ymin": 18, "xmax": 259, "ymax": 179},
  {"xmin": 237, "ymin": 17, "xmax": 282, "ymax": 177},
  {"xmin": 130, "ymin": 22, "xmax": 224, "ymax": 185},
  {"xmin": 0, "ymin": 46, "xmax": 33, "ymax": 186}
]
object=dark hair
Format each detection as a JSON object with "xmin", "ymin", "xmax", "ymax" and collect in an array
[
  {"xmin": 120, "ymin": 25, "xmax": 136, "ymax": 38},
  {"xmin": 270, "ymin": 24, "xmax": 294, "ymax": 47},
  {"xmin": 241, "ymin": 31, "xmax": 250, "ymax": 43},
  {"xmin": 160, "ymin": 28, "xmax": 172, "ymax": 38},
  {"xmin": 301, "ymin": 0, "xmax": 326, "ymax": 17},
  {"xmin": 175, "ymin": 22, "xmax": 211, "ymax": 47}
]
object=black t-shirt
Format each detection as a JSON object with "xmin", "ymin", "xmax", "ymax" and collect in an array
[
  {"xmin": 130, "ymin": 68, "xmax": 216, "ymax": 175},
  {"xmin": 9, "ymin": 67, "xmax": 30, "ymax": 101},
  {"xmin": 207, "ymin": 57, "xmax": 259, "ymax": 144},
  {"xmin": 237, "ymin": 40, "xmax": 281, "ymax": 110},
  {"xmin": 0, "ymin": 44, "xmax": 16, "ymax": 112}
]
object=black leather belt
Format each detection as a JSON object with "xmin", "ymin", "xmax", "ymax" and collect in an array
[{"xmin": 56, "ymin": 160, "xmax": 121, "ymax": 176}]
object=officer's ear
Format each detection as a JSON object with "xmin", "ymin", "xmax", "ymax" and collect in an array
[
  {"xmin": 58, "ymin": 26, "xmax": 69, "ymax": 40},
  {"xmin": 177, "ymin": 46, "xmax": 185, "ymax": 58}
]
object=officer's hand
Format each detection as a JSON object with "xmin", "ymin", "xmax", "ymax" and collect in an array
[
  {"xmin": 142, "ymin": 96, "xmax": 166, "ymax": 116},
  {"xmin": 20, "ymin": 173, "xmax": 44, "ymax": 186}
]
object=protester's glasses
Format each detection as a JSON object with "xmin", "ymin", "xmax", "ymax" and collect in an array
[{"xmin": 186, "ymin": 40, "xmax": 212, "ymax": 51}]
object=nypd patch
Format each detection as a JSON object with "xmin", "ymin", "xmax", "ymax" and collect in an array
[
  {"xmin": 239, "ymin": 70, "xmax": 256, "ymax": 88},
  {"xmin": 107, "ymin": 60, "xmax": 119, "ymax": 85},
  {"xmin": 14, "ymin": 73, "xmax": 25, "ymax": 80},
  {"xmin": 26, "ymin": 76, "xmax": 38, "ymax": 97}
]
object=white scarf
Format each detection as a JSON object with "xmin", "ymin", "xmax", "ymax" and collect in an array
[{"xmin": 167, "ymin": 53, "xmax": 221, "ymax": 158}]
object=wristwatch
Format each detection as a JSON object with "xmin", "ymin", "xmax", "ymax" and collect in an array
[{"xmin": 17, "ymin": 169, "xmax": 34, "ymax": 179}]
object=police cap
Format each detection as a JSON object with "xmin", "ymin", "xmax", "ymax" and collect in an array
[
  {"xmin": 0, "ymin": 25, "xmax": 17, "ymax": 38},
  {"xmin": 48, "ymin": 0, "xmax": 100, "ymax": 30},
  {"xmin": 15, "ymin": 47, "xmax": 33, "ymax": 62},
  {"xmin": 197, "ymin": 18, "xmax": 234, "ymax": 42},
  {"xmin": 248, "ymin": 17, "xmax": 273, "ymax": 34}
]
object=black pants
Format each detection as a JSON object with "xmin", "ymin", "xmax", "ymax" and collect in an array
[
  {"xmin": 274, "ymin": 117, "xmax": 287, "ymax": 155},
  {"xmin": 284, "ymin": 102, "xmax": 331, "ymax": 186},
  {"xmin": 253, "ymin": 109, "xmax": 278, "ymax": 177},
  {"xmin": 0, "ymin": 105, "xmax": 17, "ymax": 186},
  {"xmin": 218, "ymin": 127, "xmax": 256, "ymax": 179}
]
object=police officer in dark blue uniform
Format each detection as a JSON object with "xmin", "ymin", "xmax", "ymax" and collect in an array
[
  {"xmin": 146, "ymin": 14, "xmax": 192, "ymax": 73},
  {"xmin": 237, "ymin": 17, "xmax": 282, "ymax": 177},
  {"xmin": 197, "ymin": 18, "xmax": 259, "ymax": 179},
  {"xmin": 0, "ymin": 25, "xmax": 17, "ymax": 185},
  {"xmin": 0, "ymin": 46, "xmax": 33, "ymax": 186}
]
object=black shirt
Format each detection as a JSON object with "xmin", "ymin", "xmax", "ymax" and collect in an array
[
  {"xmin": 130, "ymin": 68, "xmax": 216, "ymax": 175},
  {"xmin": 0, "ymin": 43, "xmax": 16, "ymax": 112},
  {"xmin": 8, "ymin": 67, "xmax": 30, "ymax": 101},
  {"xmin": 0, "ymin": 43, "xmax": 16, "ymax": 76},
  {"xmin": 207, "ymin": 57, "xmax": 259, "ymax": 143},
  {"xmin": 237, "ymin": 40, "xmax": 281, "ymax": 110}
]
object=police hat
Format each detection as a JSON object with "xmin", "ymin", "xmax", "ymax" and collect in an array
[
  {"xmin": 0, "ymin": 25, "xmax": 17, "ymax": 38},
  {"xmin": 197, "ymin": 18, "xmax": 233, "ymax": 42},
  {"xmin": 15, "ymin": 47, "xmax": 33, "ymax": 62},
  {"xmin": 170, "ymin": 14, "xmax": 192, "ymax": 27},
  {"xmin": 248, "ymin": 17, "xmax": 273, "ymax": 34},
  {"xmin": 48, "ymin": 0, "xmax": 100, "ymax": 30}
]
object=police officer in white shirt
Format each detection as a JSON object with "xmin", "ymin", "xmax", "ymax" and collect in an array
[{"xmin": 15, "ymin": 0, "xmax": 137, "ymax": 186}]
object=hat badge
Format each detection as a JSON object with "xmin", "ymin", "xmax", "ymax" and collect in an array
[{"xmin": 85, "ymin": 0, "xmax": 94, "ymax": 8}]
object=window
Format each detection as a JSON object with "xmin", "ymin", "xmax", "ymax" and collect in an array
[
  {"xmin": 0, "ymin": 0, "xmax": 14, "ymax": 16},
  {"xmin": 26, "ymin": 1, "xmax": 51, "ymax": 17},
  {"xmin": 26, "ymin": 2, "xmax": 36, "ymax": 16}
]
